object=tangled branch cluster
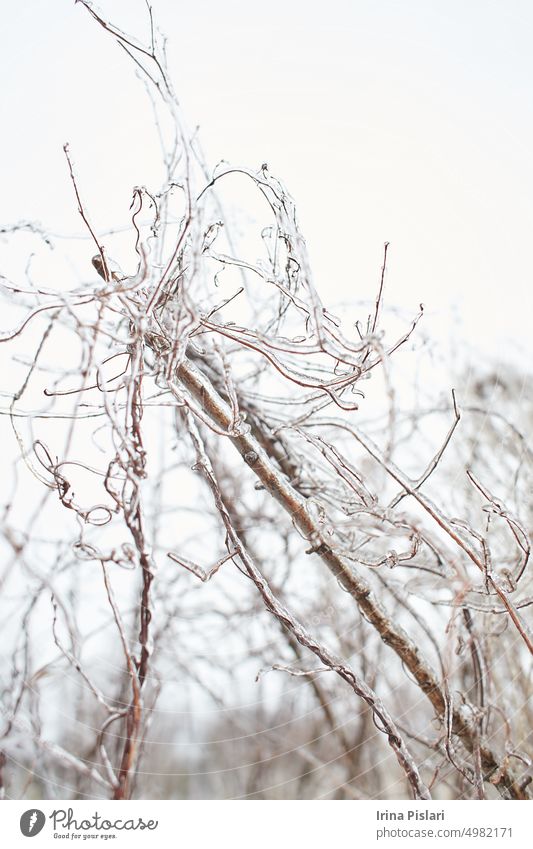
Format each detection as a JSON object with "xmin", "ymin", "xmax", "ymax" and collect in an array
[{"xmin": 0, "ymin": 2, "xmax": 531, "ymax": 801}]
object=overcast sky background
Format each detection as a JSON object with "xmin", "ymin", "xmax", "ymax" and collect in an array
[
  {"xmin": 1, "ymin": 0, "xmax": 532, "ymax": 370},
  {"xmin": 1, "ymin": 2, "xmax": 532, "ymax": 794}
]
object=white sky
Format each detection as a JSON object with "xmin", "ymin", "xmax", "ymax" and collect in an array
[
  {"xmin": 1, "ymin": 0, "xmax": 532, "ymax": 365},
  {"xmin": 0, "ymin": 0, "xmax": 531, "ymax": 777}
]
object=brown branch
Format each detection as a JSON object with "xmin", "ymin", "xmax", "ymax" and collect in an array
[{"xmin": 173, "ymin": 354, "xmax": 528, "ymax": 799}]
